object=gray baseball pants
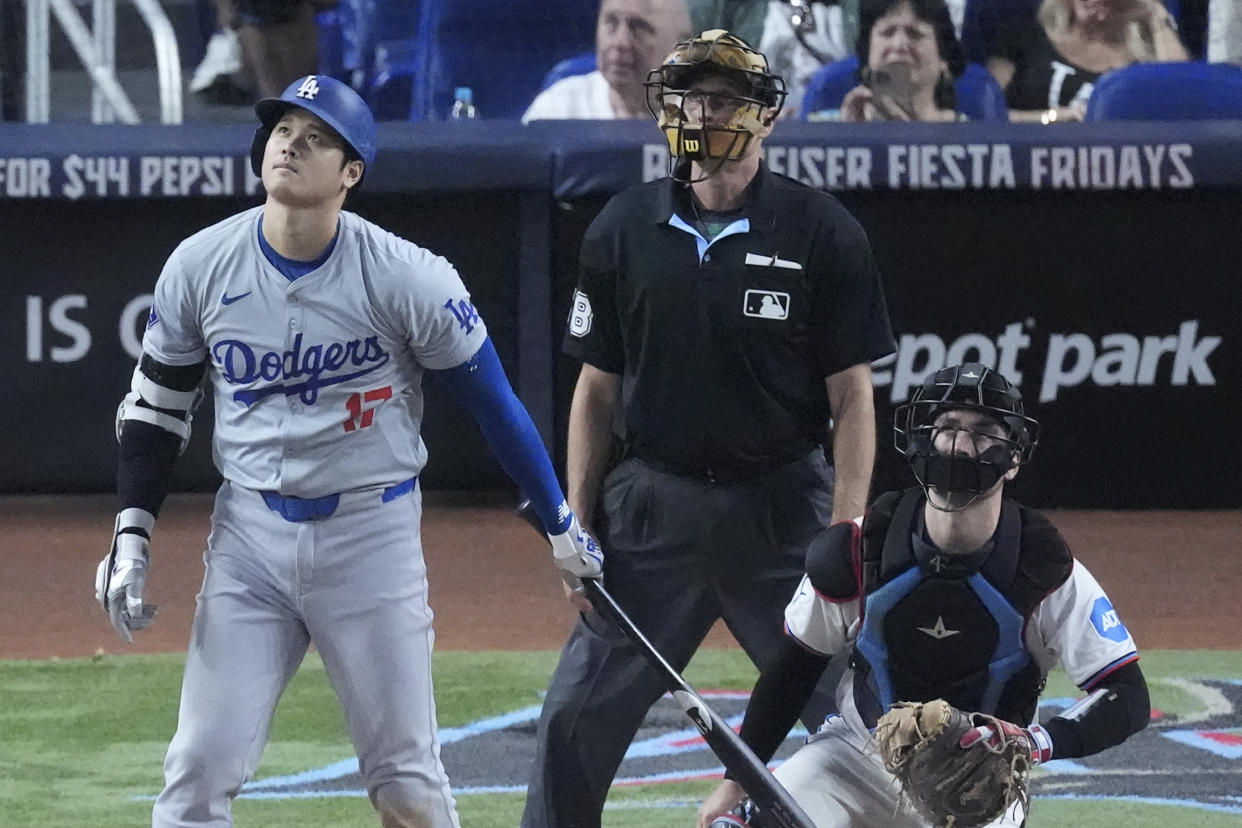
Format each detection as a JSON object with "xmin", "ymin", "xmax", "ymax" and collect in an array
[{"xmin": 152, "ymin": 479, "xmax": 458, "ymax": 828}]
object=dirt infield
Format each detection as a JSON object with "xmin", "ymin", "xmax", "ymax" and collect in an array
[{"xmin": 2, "ymin": 492, "xmax": 1238, "ymax": 660}]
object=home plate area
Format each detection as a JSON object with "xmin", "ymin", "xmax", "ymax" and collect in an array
[{"xmin": 237, "ymin": 682, "xmax": 1242, "ymax": 815}]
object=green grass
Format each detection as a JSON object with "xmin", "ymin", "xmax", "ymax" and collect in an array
[{"xmin": 0, "ymin": 650, "xmax": 1238, "ymax": 827}]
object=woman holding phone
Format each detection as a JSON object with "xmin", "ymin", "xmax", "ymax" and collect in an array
[{"xmin": 840, "ymin": 0, "xmax": 967, "ymax": 121}]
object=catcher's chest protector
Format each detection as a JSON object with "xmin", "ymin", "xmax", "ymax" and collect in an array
[{"xmin": 852, "ymin": 489, "xmax": 1072, "ymax": 727}]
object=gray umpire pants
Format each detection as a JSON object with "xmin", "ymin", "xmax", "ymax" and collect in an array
[{"xmin": 521, "ymin": 449, "xmax": 840, "ymax": 828}]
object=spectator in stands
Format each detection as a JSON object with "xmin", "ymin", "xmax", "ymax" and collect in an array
[
  {"xmin": 189, "ymin": 0, "xmax": 245, "ymax": 102},
  {"xmin": 237, "ymin": 0, "xmax": 338, "ymax": 100},
  {"xmin": 687, "ymin": 0, "xmax": 769, "ymax": 47},
  {"xmin": 1208, "ymin": 0, "xmax": 1242, "ymax": 63},
  {"xmin": 523, "ymin": 0, "xmax": 692, "ymax": 121},
  {"xmin": 192, "ymin": 0, "xmax": 338, "ymax": 103},
  {"xmin": 837, "ymin": 0, "xmax": 968, "ymax": 121},
  {"xmin": 688, "ymin": 0, "xmax": 856, "ymax": 114},
  {"xmin": 987, "ymin": 0, "xmax": 1188, "ymax": 122}
]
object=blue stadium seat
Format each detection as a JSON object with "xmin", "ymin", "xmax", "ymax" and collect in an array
[
  {"xmin": 368, "ymin": 39, "xmax": 419, "ymax": 121},
  {"xmin": 313, "ymin": 1, "xmax": 422, "ymax": 120},
  {"xmin": 955, "ymin": 64, "xmax": 1009, "ymax": 122},
  {"xmin": 316, "ymin": 9, "xmax": 346, "ymax": 80},
  {"xmin": 540, "ymin": 53, "xmax": 597, "ymax": 93},
  {"xmin": 411, "ymin": 0, "xmax": 600, "ymax": 120},
  {"xmin": 1085, "ymin": 61, "xmax": 1242, "ymax": 120},
  {"xmin": 800, "ymin": 57, "xmax": 1009, "ymax": 121},
  {"xmin": 800, "ymin": 58, "xmax": 862, "ymax": 118}
]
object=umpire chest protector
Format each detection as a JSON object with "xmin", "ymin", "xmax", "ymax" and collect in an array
[{"xmin": 815, "ymin": 489, "xmax": 1072, "ymax": 726}]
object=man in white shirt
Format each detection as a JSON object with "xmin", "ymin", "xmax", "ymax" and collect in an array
[
  {"xmin": 1209, "ymin": 0, "xmax": 1242, "ymax": 63},
  {"xmin": 523, "ymin": 0, "xmax": 692, "ymax": 122}
]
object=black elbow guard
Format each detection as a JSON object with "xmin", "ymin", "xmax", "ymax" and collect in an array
[
  {"xmin": 116, "ymin": 356, "xmax": 206, "ymax": 453},
  {"xmin": 805, "ymin": 520, "xmax": 862, "ymax": 600}
]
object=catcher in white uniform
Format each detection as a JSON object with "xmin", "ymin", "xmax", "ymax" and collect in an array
[
  {"xmin": 94, "ymin": 75, "xmax": 602, "ymax": 828},
  {"xmin": 699, "ymin": 362, "xmax": 1151, "ymax": 827}
]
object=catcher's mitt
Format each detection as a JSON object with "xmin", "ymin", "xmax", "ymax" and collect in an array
[{"xmin": 872, "ymin": 699, "xmax": 1031, "ymax": 828}]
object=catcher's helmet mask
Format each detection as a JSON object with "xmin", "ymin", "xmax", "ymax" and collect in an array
[
  {"xmin": 645, "ymin": 29, "xmax": 787, "ymax": 181},
  {"xmin": 250, "ymin": 74, "xmax": 376, "ymax": 193},
  {"xmin": 894, "ymin": 363, "xmax": 1041, "ymax": 511}
]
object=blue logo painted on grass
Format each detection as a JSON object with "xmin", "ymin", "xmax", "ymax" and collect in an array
[
  {"xmin": 1090, "ymin": 596, "xmax": 1130, "ymax": 642},
  {"xmin": 133, "ymin": 680, "xmax": 1242, "ymax": 818}
]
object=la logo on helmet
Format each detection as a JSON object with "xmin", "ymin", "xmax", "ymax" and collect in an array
[{"xmin": 296, "ymin": 77, "xmax": 321, "ymax": 100}]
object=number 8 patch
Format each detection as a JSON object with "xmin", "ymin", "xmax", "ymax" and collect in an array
[{"xmin": 568, "ymin": 289, "xmax": 593, "ymax": 337}]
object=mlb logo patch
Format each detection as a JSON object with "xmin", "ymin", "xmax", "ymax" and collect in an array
[{"xmin": 742, "ymin": 289, "xmax": 790, "ymax": 320}]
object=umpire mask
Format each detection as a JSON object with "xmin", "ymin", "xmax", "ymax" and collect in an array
[
  {"xmin": 894, "ymin": 363, "xmax": 1041, "ymax": 511},
  {"xmin": 645, "ymin": 29, "xmax": 786, "ymax": 179}
]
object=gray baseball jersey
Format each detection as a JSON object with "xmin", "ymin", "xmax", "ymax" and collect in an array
[
  {"xmin": 142, "ymin": 205, "xmax": 486, "ymax": 497},
  {"xmin": 147, "ymin": 207, "xmax": 484, "ymax": 828}
]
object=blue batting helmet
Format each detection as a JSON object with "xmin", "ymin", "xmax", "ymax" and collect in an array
[{"xmin": 250, "ymin": 75, "xmax": 376, "ymax": 182}]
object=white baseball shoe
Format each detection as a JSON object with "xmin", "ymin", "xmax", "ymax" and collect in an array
[{"xmin": 189, "ymin": 29, "xmax": 242, "ymax": 93}]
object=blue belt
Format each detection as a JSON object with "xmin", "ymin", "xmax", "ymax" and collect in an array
[{"xmin": 260, "ymin": 476, "xmax": 417, "ymax": 523}]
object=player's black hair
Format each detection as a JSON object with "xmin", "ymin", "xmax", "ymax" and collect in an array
[{"xmin": 855, "ymin": 0, "xmax": 965, "ymax": 112}]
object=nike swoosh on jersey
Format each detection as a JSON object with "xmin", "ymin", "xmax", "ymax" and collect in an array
[{"xmin": 221, "ymin": 291, "xmax": 252, "ymax": 305}]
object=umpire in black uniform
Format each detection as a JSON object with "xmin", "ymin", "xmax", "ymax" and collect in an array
[{"xmin": 522, "ymin": 29, "xmax": 897, "ymax": 828}]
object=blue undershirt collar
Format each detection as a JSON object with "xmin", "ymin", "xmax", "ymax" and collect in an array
[{"xmin": 258, "ymin": 214, "xmax": 339, "ymax": 282}]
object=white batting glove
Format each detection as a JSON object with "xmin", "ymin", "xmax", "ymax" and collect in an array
[
  {"xmin": 548, "ymin": 512, "xmax": 603, "ymax": 592},
  {"xmin": 95, "ymin": 509, "xmax": 159, "ymax": 644}
]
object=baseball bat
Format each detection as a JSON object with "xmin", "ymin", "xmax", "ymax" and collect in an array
[{"xmin": 516, "ymin": 499, "xmax": 816, "ymax": 828}]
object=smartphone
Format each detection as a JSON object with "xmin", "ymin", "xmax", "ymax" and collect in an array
[{"xmin": 867, "ymin": 63, "xmax": 917, "ymax": 119}]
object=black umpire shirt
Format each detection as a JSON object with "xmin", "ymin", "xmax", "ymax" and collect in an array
[{"xmin": 563, "ymin": 161, "xmax": 896, "ymax": 479}]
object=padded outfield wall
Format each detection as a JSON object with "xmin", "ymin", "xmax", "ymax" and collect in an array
[{"xmin": 1, "ymin": 120, "xmax": 1237, "ymax": 508}]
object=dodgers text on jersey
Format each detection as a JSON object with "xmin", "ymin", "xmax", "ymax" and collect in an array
[{"xmin": 210, "ymin": 333, "xmax": 390, "ymax": 406}]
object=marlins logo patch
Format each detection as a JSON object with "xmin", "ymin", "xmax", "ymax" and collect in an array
[
  {"xmin": 568, "ymin": 289, "xmax": 593, "ymax": 337},
  {"xmin": 743, "ymin": 289, "xmax": 790, "ymax": 320}
]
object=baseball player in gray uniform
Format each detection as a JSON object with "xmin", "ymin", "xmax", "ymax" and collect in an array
[
  {"xmin": 698, "ymin": 363, "xmax": 1150, "ymax": 827},
  {"xmin": 93, "ymin": 75, "xmax": 602, "ymax": 828}
]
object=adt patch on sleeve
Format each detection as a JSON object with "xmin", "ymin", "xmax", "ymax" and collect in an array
[
  {"xmin": 568, "ymin": 289, "xmax": 593, "ymax": 337},
  {"xmin": 1089, "ymin": 596, "xmax": 1130, "ymax": 642}
]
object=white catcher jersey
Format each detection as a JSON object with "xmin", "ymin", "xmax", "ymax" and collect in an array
[
  {"xmin": 785, "ymin": 558, "xmax": 1139, "ymax": 692},
  {"xmin": 141, "ymin": 206, "xmax": 488, "ymax": 498}
]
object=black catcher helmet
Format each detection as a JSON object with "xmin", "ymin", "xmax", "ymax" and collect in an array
[{"xmin": 894, "ymin": 363, "xmax": 1041, "ymax": 507}]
